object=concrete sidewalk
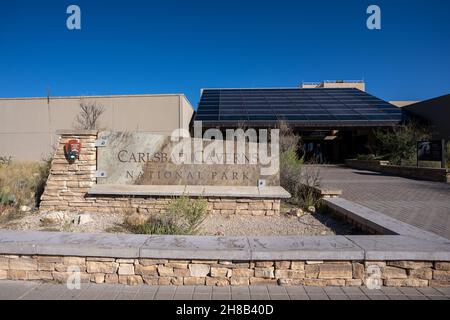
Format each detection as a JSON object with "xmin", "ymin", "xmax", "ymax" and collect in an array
[
  {"xmin": 318, "ymin": 166, "xmax": 450, "ymax": 240},
  {"xmin": 0, "ymin": 281, "xmax": 448, "ymax": 300}
]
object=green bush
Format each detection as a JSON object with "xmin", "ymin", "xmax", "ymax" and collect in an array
[
  {"xmin": 356, "ymin": 154, "xmax": 377, "ymax": 161},
  {"xmin": 373, "ymin": 123, "xmax": 431, "ymax": 165},
  {"xmin": 125, "ymin": 194, "xmax": 208, "ymax": 235},
  {"xmin": 280, "ymin": 148, "xmax": 303, "ymax": 196}
]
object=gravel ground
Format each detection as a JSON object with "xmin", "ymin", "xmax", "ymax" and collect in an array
[
  {"xmin": 198, "ymin": 212, "xmax": 361, "ymax": 236},
  {"xmin": 0, "ymin": 207, "xmax": 362, "ymax": 236}
]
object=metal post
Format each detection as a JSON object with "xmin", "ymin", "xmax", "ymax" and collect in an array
[{"xmin": 442, "ymin": 139, "xmax": 447, "ymax": 169}]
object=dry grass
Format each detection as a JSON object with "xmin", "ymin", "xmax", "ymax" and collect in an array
[{"xmin": 0, "ymin": 159, "xmax": 51, "ymax": 216}]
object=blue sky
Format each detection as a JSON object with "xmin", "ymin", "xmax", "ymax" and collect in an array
[{"xmin": 1, "ymin": 0, "xmax": 449, "ymax": 108}]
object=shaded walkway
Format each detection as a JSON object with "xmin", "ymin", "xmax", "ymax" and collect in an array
[{"xmin": 317, "ymin": 166, "xmax": 450, "ymax": 240}]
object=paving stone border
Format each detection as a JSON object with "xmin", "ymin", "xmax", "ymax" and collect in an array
[{"xmin": 324, "ymin": 197, "xmax": 448, "ymax": 242}]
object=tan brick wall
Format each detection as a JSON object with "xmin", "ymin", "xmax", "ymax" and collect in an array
[
  {"xmin": 346, "ymin": 159, "xmax": 449, "ymax": 183},
  {"xmin": 1, "ymin": 255, "xmax": 449, "ymax": 287},
  {"xmin": 39, "ymin": 133, "xmax": 281, "ymax": 216}
]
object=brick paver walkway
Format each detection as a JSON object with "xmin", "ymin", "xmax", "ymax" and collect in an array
[
  {"xmin": 317, "ymin": 165, "xmax": 450, "ymax": 240},
  {"xmin": 0, "ymin": 281, "xmax": 448, "ymax": 300}
]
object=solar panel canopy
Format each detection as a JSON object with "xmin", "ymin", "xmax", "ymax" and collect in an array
[{"xmin": 195, "ymin": 88, "xmax": 403, "ymax": 128}]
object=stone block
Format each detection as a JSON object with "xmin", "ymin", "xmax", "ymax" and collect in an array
[
  {"xmin": 105, "ymin": 274, "xmax": 119, "ymax": 284},
  {"xmin": 275, "ymin": 261, "xmax": 291, "ymax": 269},
  {"xmin": 86, "ymin": 261, "xmax": 118, "ymax": 274},
  {"xmin": 254, "ymin": 267, "xmax": 275, "ymax": 279},
  {"xmin": 206, "ymin": 277, "xmax": 230, "ymax": 286},
  {"xmin": 429, "ymin": 280, "xmax": 450, "ymax": 287},
  {"xmin": 388, "ymin": 261, "xmax": 433, "ymax": 269},
  {"xmin": 305, "ymin": 264, "xmax": 320, "ymax": 279},
  {"xmin": 303, "ymin": 279, "xmax": 328, "ymax": 287},
  {"xmin": 118, "ymin": 264, "xmax": 135, "ymax": 275},
  {"xmin": 381, "ymin": 266, "xmax": 408, "ymax": 279},
  {"xmin": 290, "ymin": 261, "xmax": 304, "ymax": 270},
  {"xmin": 278, "ymin": 278, "xmax": 304, "ymax": 286},
  {"xmin": 233, "ymin": 268, "xmax": 254, "ymax": 277},
  {"xmin": 352, "ymin": 262, "xmax": 365, "ymax": 279},
  {"xmin": 38, "ymin": 262, "xmax": 55, "ymax": 272},
  {"xmin": 9, "ymin": 258, "xmax": 38, "ymax": 271},
  {"xmin": 345, "ymin": 279, "xmax": 363, "ymax": 287},
  {"xmin": 135, "ymin": 264, "xmax": 158, "ymax": 277},
  {"xmin": 118, "ymin": 275, "xmax": 143, "ymax": 286},
  {"xmin": 325, "ymin": 279, "xmax": 346, "ymax": 286},
  {"xmin": 189, "ymin": 264, "xmax": 210, "ymax": 277},
  {"xmin": 274, "ymin": 269, "xmax": 305, "ymax": 279},
  {"xmin": 250, "ymin": 277, "xmax": 278, "ymax": 285},
  {"xmin": 230, "ymin": 277, "xmax": 249, "ymax": 286},
  {"xmin": 142, "ymin": 277, "xmax": 159, "ymax": 285},
  {"xmin": 255, "ymin": 261, "xmax": 273, "ymax": 268},
  {"xmin": 408, "ymin": 268, "xmax": 433, "ymax": 280},
  {"xmin": 433, "ymin": 270, "xmax": 450, "ymax": 281},
  {"xmin": 435, "ymin": 262, "xmax": 450, "ymax": 271},
  {"xmin": 8, "ymin": 270, "xmax": 27, "ymax": 280},
  {"xmin": 91, "ymin": 273, "xmax": 105, "ymax": 284},
  {"xmin": 318, "ymin": 263, "xmax": 353, "ymax": 279},
  {"xmin": 384, "ymin": 278, "xmax": 428, "ymax": 287},
  {"xmin": 116, "ymin": 259, "xmax": 135, "ymax": 264},
  {"xmin": 173, "ymin": 268, "xmax": 190, "ymax": 277},
  {"xmin": 165, "ymin": 262, "xmax": 189, "ymax": 269},
  {"xmin": 214, "ymin": 202, "xmax": 237, "ymax": 210},
  {"xmin": 37, "ymin": 256, "xmax": 63, "ymax": 264},
  {"xmin": 157, "ymin": 266, "xmax": 174, "ymax": 277},
  {"xmin": 0, "ymin": 257, "xmax": 9, "ymax": 270},
  {"xmin": 184, "ymin": 277, "xmax": 206, "ymax": 285},
  {"xmin": 211, "ymin": 267, "xmax": 232, "ymax": 278}
]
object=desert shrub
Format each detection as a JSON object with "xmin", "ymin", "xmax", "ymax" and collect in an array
[
  {"xmin": 124, "ymin": 195, "xmax": 208, "ymax": 235},
  {"xmin": 373, "ymin": 123, "xmax": 431, "ymax": 165},
  {"xmin": 0, "ymin": 158, "xmax": 51, "ymax": 211},
  {"xmin": 277, "ymin": 121, "xmax": 301, "ymax": 154},
  {"xmin": 280, "ymin": 148, "xmax": 303, "ymax": 196},
  {"xmin": 296, "ymin": 165, "xmax": 322, "ymax": 210}
]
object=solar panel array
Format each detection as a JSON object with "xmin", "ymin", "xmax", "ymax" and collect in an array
[{"xmin": 195, "ymin": 88, "xmax": 403, "ymax": 127}]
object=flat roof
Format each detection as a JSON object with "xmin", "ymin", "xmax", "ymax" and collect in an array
[{"xmin": 195, "ymin": 88, "xmax": 403, "ymax": 128}]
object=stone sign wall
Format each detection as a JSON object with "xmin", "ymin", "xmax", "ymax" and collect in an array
[
  {"xmin": 39, "ymin": 131, "xmax": 288, "ymax": 216},
  {"xmin": 97, "ymin": 131, "xmax": 279, "ymax": 187}
]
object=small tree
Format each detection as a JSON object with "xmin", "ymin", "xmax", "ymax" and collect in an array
[
  {"xmin": 74, "ymin": 101, "xmax": 105, "ymax": 130},
  {"xmin": 373, "ymin": 122, "xmax": 431, "ymax": 165}
]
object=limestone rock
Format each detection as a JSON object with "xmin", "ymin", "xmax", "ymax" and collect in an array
[
  {"xmin": 40, "ymin": 212, "xmax": 69, "ymax": 224},
  {"xmin": 189, "ymin": 264, "xmax": 210, "ymax": 277},
  {"xmin": 73, "ymin": 214, "xmax": 93, "ymax": 225},
  {"xmin": 20, "ymin": 206, "xmax": 32, "ymax": 213}
]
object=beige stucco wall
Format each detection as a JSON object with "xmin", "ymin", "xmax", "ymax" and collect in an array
[
  {"xmin": 0, "ymin": 94, "xmax": 194, "ymax": 160},
  {"xmin": 389, "ymin": 101, "xmax": 419, "ymax": 108}
]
